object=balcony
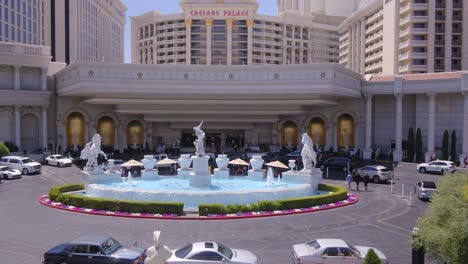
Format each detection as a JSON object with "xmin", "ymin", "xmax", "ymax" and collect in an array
[
  {"xmin": 0, "ymin": 42, "xmax": 51, "ymax": 56},
  {"xmin": 399, "ymin": 39, "xmax": 428, "ymax": 49},
  {"xmin": 339, "ymin": 33, "xmax": 349, "ymax": 42},
  {"xmin": 452, "ymin": 28, "xmax": 462, "ymax": 33},
  {"xmin": 435, "ymin": 3, "xmax": 446, "ymax": 8},
  {"xmin": 399, "ymin": 51, "xmax": 428, "ymax": 61},
  {"xmin": 400, "ymin": 27, "xmax": 428, "ymax": 36},
  {"xmin": 365, "ymin": 51, "xmax": 383, "ymax": 63},
  {"xmin": 435, "ymin": 28, "xmax": 445, "ymax": 33},
  {"xmin": 367, "ymin": 9, "xmax": 384, "ymax": 25},
  {"xmin": 435, "ymin": 15, "xmax": 446, "ymax": 21},
  {"xmin": 366, "ymin": 40, "xmax": 383, "ymax": 53},
  {"xmin": 366, "ymin": 61, "xmax": 383, "ymax": 72},
  {"xmin": 365, "ymin": 30, "xmax": 383, "ymax": 44},
  {"xmin": 453, "ymin": 3, "xmax": 462, "ymax": 9},
  {"xmin": 399, "ymin": 64, "xmax": 427, "ymax": 73},
  {"xmin": 435, "ymin": 39, "xmax": 445, "ymax": 45},
  {"xmin": 452, "ymin": 16, "xmax": 463, "ymax": 21},
  {"xmin": 452, "ymin": 40, "xmax": 462, "ymax": 45},
  {"xmin": 434, "ymin": 52, "xmax": 445, "ymax": 57},
  {"xmin": 400, "ymin": 3, "xmax": 429, "ymax": 15},
  {"xmin": 400, "ymin": 15, "xmax": 429, "ymax": 26},
  {"xmin": 366, "ymin": 21, "xmax": 383, "ymax": 35}
]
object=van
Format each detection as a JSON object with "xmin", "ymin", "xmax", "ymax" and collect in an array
[{"xmin": 0, "ymin": 156, "xmax": 42, "ymax": 175}]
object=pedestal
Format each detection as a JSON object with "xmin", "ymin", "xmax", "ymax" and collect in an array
[
  {"xmin": 214, "ymin": 169, "xmax": 229, "ymax": 178},
  {"xmin": 282, "ymin": 168, "xmax": 322, "ymax": 191},
  {"xmin": 247, "ymin": 169, "xmax": 265, "ymax": 181},
  {"xmin": 189, "ymin": 156, "xmax": 211, "ymax": 188}
]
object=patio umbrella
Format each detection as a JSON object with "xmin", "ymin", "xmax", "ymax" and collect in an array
[
  {"xmin": 228, "ymin": 158, "xmax": 250, "ymax": 166},
  {"xmin": 156, "ymin": 158, "xmax": 178, "ymax": 165},
  {"xmin": 265, "ymin": 160, "xmax": 289, "ymax": 170},
  {"xmin": 121, "ymin": 159, "xmax": 144, "ymax": 167}
]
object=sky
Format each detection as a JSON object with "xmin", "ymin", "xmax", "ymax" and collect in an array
[{"xmin": 120, "ymin": 0, "xmax": 278, "ymax": 63}]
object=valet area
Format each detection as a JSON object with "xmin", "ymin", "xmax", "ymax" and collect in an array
[{"xmin": 53, "ymin": 62, "xmax": 468, "ymax": 163}]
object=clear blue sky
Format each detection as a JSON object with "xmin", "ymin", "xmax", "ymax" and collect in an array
[{"xmin": 121, "ymin": 0, "xmax": 278, "ymax": 63}]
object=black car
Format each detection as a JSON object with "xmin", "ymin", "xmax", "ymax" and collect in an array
[
  {"xmin": 43, "ymin": 235, "xmax": 146, "ymax": 264},
  {"xmin": 319, "ymin": 157, "xmax": 354, "ymax": 172}
]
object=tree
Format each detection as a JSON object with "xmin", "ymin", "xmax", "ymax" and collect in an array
[
  {"xmin": 363, "ymin": 249, "xmax": 382, "ymax": 264},
  {"xmin": 412, "ymin": 173, "xmax": 468, "ymax": 264},
  {"xmin": 442, "ymin": 130, "xmax": 449, "ymax": 160},
  {"xmin": 0, "ymin": 142, "xmax": 9, "ymax": 157},
  {"xmin": 407, "ymin": 127, "xmax": 415, "ymax": 162},
  {"xmin": 415, "ymin": 128, "xmax": 423, "ymax": 163},
  {"xmin": 450, "ymin": 130, "xmax": 457, "ymax": 162}
]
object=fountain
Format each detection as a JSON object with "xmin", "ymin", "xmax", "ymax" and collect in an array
[{"xmin": 77, "ymin": 127, "xmax": 324, "ymax": 210}]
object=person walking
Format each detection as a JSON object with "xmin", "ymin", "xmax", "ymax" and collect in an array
[
  {"xmin": 363, "ymin": 173, "xmax": 370, "ymax": 191},
  {"xmin": 346, "ymin": 173, "xmax": 353, "ymax": 191},
  {"xmin": 354, "ymin": 173, "xmax": 361, "ymax": 191}
]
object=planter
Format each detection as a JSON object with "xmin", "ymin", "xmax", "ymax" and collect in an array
[
  {"xmin": 250, "ymin": 155, "xmax": 264, "ymax": 171},
  {"xmin": 178, "ymin": 154, "xmax": 192, "ymax": 170},
  {"xmin": 216, "ymin": 155, "xmax": 229, "ymax": 170},
  {"xmin": 141, "ymin": 155, "xmax": 156, "ymax": 170}
]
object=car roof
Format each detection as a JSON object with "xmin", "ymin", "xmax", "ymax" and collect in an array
[
  {"xmin": 70, "ymin": 235, "xmax": 113, "ymax": 245},
  {"xmin": 363, "ymin": 165, "xmax": 387, "ymax": 169},
  {"xmin": 315, "ymin": 239, "xmax": 349, "ymax": 248},
  {"xmin": 2, "ymin": 156, "xmax": 25, "ymax": 159},
  {"xmin": 191, "ymin": 241, "xmax": 219, "ymax": 252}
]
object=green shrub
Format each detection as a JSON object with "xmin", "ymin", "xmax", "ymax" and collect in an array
[
  {"xmin": 363, "ymin": 249, "xmax": 382, "ymax": 264},
  {"xmin": 199, "ymin": 204, "xmax": 226, "ymax": 216},
  {"xmin": 415, "ymin": 128, "xmax": 423, "ymax": 163},
  {"xmin": 442, "ymin": 130, "xmax": 449, "ymax": 160},
  {"xmin": 450, "ymin": 130, "xmax": 457, "ymax": 162},
  {"xmin": 0, "ymin": 142, "xmax": 9, "ymax": 157}
]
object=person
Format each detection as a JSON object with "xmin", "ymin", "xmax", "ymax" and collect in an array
[
  {"xmin": 346, "ymin": 173, "xmax": 353, "ymax": 191},
  {"xmin": 354, "ymin": 173, "xmax": 361, "ymax": 191},
  {"xmin": 363, "ymin": 173, "xmax": 370, "ymax": 191},
  {"xmin": 464, "ymin": 156, "xmax": 468, "ymax": 168}
]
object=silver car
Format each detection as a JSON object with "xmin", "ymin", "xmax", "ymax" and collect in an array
[
  {"xmin": 166, "ymin": 241, "xmax": 259, "ymax": 264},
  {"xmin": 417, "ymin": 160, "xmax": 456, "ymax": 174},
  {"xmin": 355, "ymin": 165, "xmax": 392, "ymax": 183},
  {"xmin": 414, "ymin": 181, "xmax": 437, "ymax": 200}
]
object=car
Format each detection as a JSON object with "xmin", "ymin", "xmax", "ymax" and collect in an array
[
  {"xmin": 43, "ymin": 235, "xmax": 146, "ymax": 264},
  {"xmin": 355, "ymin": 165, "xmax": 392, "ymax": 183},
  {"xmin": 414, "ymin": 181, "xmax": 437, "ymax": 200},
  {"xmin": 45, "ymin": 155, "xmax": 73, "ymax": 167},
  {"xmin": 319, "ymin": 157, "xmax": 353, "ymax": 172},
  {"xmin": 0, "ymin": 156, "xmax": 41, "ymax": 175},
  {"xmin": 417, "ymin": 160, "xmax": 456, "ymax": 174},
  {"xmin": 165, "ymin": 241, "xmax": 259, "ymax": 264},
  {"xmin": 245, "ymin": 147, "xmax": 268, "ymax": 159},
  {"xmin": 291, "ymin": 239, "xmax": 388, "ymax": 264},
  {"xmin": 0, "ymin": 166, "xmax": 22, "ymax": 180}
]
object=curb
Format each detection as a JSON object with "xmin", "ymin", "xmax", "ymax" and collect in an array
[{"xmin": 38, "ymin": 194, "xmax": 359, "ymax": 220}]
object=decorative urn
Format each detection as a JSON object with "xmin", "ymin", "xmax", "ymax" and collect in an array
[
  {"xmin": 250, "ymin": 155, "xmax": 264, "ymax": 171},
  {"xmin": 178, "ymin": 154, "xmax": 192, "ymax": 170},
  {"xmin": 216, "ymin": 155, "xmax": 229, "ymax": 170},
  {"xmin": 141, "ymin": 155, "xmax": 156, "ymax": 170},
  {"xmin": 288, "ymin": 160, "xmax": 296, "ymax": 170}
]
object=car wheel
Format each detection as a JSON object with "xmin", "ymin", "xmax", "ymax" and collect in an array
[
  {"xmin": 46, "ymin": 160, "xmax": 49, "ymax": 166},
  {"xmin": 441, "ymin": 169, "xmax": 447, "ymax": 174},
  {"xmin": 22, "ymin": 168, "xmax": 28, "ymax": 175},
  {"xmin": 419, "ymin": 167, "xmax": 426, "ymax": 173},
  {"xmin": 2, "ymin": 174, "xmax": 7, "ymax": 180},
  {"xmin": 58, "ymin": 162, "xmax": 62, "ymax": 168},
  {"xmin": 373, "ymin": 176, "xmax": 380, "ymax": 184}
]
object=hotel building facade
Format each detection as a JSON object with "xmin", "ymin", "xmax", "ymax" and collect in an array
[{"xmin": 1, "ymin": 0, "xmax": 468, "ymax": 165}]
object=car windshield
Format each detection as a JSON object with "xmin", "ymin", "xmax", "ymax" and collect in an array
[
  {"xmin": 21, "ymin": 159, "xmax": 34, "ymax": 164},
  {"xmin": 423, "ymin": 182, "xmax": 437, "ymax": 189},
  {"xmin": 217, "ymin": 243, "xmax": 234, "ymax": 259},
  {"xmin": 305, "ymin": 240, "xmax": 321, "ymax": 253},
  {"xmin": 55, "ymin": 155, "xmax": 65, "ymax": 159},
  {"xmin": 379, "ymin": 167, "xmax": 389, "ymax": 172},
  {"xmin": 346, "ymin": 244, "xmax": 359, "ymax": 256},
  {"xmin": 175, "ymin": 244, "xmax": 192, "ymax": 258},
  {"xmin": 101, "ymin": 238, "xmax": 122, "ymax": 255}
]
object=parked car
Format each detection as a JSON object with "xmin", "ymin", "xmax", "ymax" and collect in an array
[
  {"xmin": 0, "ymin": 156, "xmax": 41, "ymax": 175},
  {"xmin": 45, "ymin": 155, "xmax": 73, "ymax": 167},
  {"xmin": 165, "ymin": 241, "xmax": 259, "ymax": 264},
  {"xmin": 319, "ymin": 157, "xmax": 353, "ymax": 172},
  {"xmin": 245, "ymin": 147, "xmax": 268, "ymax": 159},
  {"xmin": 291, "ymin": 239, "xmax": 388, "ymax": 264},
  {"xmin": 414, "ymin": 181, "xmax": 437, "ymax": 200},
  {"xmin": 417, "ymin": 160, "xmax": 456, "ymax": 174},
  {"xmin": 355, "ymin": 165, "xmax": 392, "ymax": 183},
  {"xmin": 0, "ymin": 166, "xmax": 22, "ymax": 180},
  {"xmin": 43, "ymin": 235, "xmax": 146, "ymax": 264}
]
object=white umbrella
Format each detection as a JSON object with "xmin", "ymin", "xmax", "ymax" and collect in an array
[{"xmin": 156, "ymin": 158, "xmax": 178, "ymax": 165}]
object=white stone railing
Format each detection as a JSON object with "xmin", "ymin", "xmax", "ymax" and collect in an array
[{"xmin": 0, "ymin": 42, "xmax": 50, "ymax": 56}]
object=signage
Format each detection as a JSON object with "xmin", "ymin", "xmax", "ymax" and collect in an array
[{"xmin": 189, "ymin": 9, "xmax": 249, "ymax": 17}]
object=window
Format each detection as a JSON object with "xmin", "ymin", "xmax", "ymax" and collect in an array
[
  {"xmin": 339, "ymin": 247, "xmax": 355, "ymax": 257},
  {"xmin": 9, "ymin": 159, "xmax": 20, "ymax": 164},
  {"xmin": 305, "ymin": 240, "xmax": 321, "ymax": 253},
  {"xmin": 324, "ymin": 248, "xmax": 339, "ymax": 257},
  {"xmin": 1, "ymin": 158, "xmax": 9, "ymax": 162},
  {"xmin": 71, "ymin": 245, "xmax": 88, "ymax": 254},
  {"xmin": 175, "ymin": 244, "xmax": 193, "ymax": 258},
  {"xmin": 190, "ymin": 251, "xmax": 223, "ymax": 261},
  {"xmin": 89, "ymin": 245, "xmax": 102, "ymax": 254}
]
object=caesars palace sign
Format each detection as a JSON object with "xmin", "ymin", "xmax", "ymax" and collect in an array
[{"xmin": 189, "ymin": 9, "xmax": 251, "ymax": 17}]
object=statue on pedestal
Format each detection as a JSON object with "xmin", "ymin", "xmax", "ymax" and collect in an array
[
  {"xmin": 301, "ymin": 133, "xmax": 317, "ymax": 172},
  {"xmin": 80, "ymin": 134, "xmax": 107, "ymax": 173},
  {"xmin": 193, "ymin": 121, "xmax": 205, "ymax": 157}
]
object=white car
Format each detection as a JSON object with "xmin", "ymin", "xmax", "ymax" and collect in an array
[
  {"xmin": 45, "ymin": 155, "xmax": 73, "ymax": 167},
  {"xmin": 0, "ymin": 166, "xmax": 22, "ymax": 180},
  {"xmin": 417, "ymin": 160, "xmax": 456, "ymax": 174},
  {"xmin": 0, "ymin": 156, "xmax": 41, "ymax": 175},
  {"xmin": 414, "ymin": 181, "xmax": 437, "ymax": 200},
  {"xmin": 355, "ymin": 165, "xmax": 392, "ymax": 183},
  {"xmin": 291, "ymin": 239, "xmax": 388, "ymax": 264},
  {"xmin": 166, "ymin": 241, "xmax": 259, "ymax": 264}
]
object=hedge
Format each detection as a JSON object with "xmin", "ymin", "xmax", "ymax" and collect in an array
[
  {"xmin": 48, "ymin": 184, "xmax": 184, "ymax": 215},
  {"xmin": 199, "ymin": 184, "xmax": 348, "ymax": 216}
]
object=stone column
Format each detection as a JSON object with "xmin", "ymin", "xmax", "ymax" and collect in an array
[
  {"xmin": 118, "ymin": 123, "xmax": 126, "ymax": 153},
  {"xmin": 42, "ymin": 107, "xmax": 48, "ymax": 149},
  {"xmin": 425, "ymin": 93, "xmax": 437, "ymax": 162},
  {"xmin": 461, "ymin": 93, "xmax": 468, "ymax": 165},
  {"xmin": 226, "ymin": 18, "xmax": 233, "ymax": 65},
  {"xmin": 333, "ymin": 122, "xmax": 338, "ymax": 151},
  {"xmin": 185, "ymin": 18, "xmax": 192, "ymax": 65},
  {"xmin": 14, "ymin": 65, "xmax": 21, "ymax": 90},
  {"xmin": 247, "ymin": 19, "xmax": 254, "ymax": 65},
  {"xmin": 393, "ymin": 94, "xmax": 403, "ymax": 161},
  {"xmin": 41, "ymin": 68, "xmax": 48, "ymax": 91},
  {"xmin": 363, "ymin": 95, "xmax": 373, "ymax": 159},
  {"xmin": 206, "ymin": 18, "xmax": 213, "ymax": 66},
  {"xmin": 15, "ymin": 106, "xmax": 21, "ymax": 151}
]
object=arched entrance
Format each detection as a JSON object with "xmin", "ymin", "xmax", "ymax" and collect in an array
[
  {"xmin": 66, "ymin": 112, "xmax": 86, "ymax": 148},
  {"xmin": 281, "ymin": 121, "xmax": 298, "ymax": 146},
  {"xmin": 126, "ymin": 120, "xmax": 144, "ymax": 146},
  {"xmin": 21, "ymin": 114, "xmax": 39, "ymax": 152},
  {"xmin": 308, "ymin": 117, "xmax": 326, "ymax": 147},
  {"xmin": 97, "ymin": 116, "xmax": 116, "ymax": 147},
  {"xmin": 337, "ymin": 114, "xmax": 355, "ymax": 149}
]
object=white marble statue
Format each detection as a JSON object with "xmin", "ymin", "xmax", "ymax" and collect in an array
[
  {"xmin": 80, "ymin": 134, "xmax": 107, "ymax": 172},
  {"xmin": 301, "ymin": 133, "xmax": 317, "ymax": 172},
  {"xmin": 193, "ymin": 121, "xmax": 206, "ymax": 157},
  {"xmin": 144, "ymin": 231, "xmax": 172, "ymax": 264}
]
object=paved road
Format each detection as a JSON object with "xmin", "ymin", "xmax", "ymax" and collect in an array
[{"xmin": 0, "ymin": 162, "xmax": 442, "ymax": 264}]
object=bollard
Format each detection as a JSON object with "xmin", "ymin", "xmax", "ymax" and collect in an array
[
  {"xmin": 326, "ymin": 167, "xmax": 329, "ymax": 179},
  {"xmin": 408, "ymin": 191, "xmax": 412, "ymax": 207},
  {"xmin": 401, "ymin": 184, "xmax": 405, "ymax": 198},
  {"xmin": 390, "ymin": 179, "xmax": 393, "ymax": 194}
]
